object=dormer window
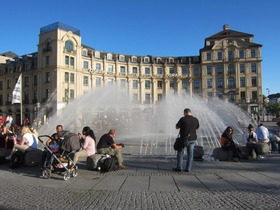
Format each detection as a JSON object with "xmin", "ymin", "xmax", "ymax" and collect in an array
[
  {"xmin": 169, "ymin": 58, "xmax": 174, "ymax": 63},
  {"xmin": 95, "ymin": 51, "xmax": 100, "ymax": 58},
  {"xmin": 144, "ymin": 57, "xmax": 150, "ymax": 63},
  {"xmin": 107, "ymin": 53, "xmax": 113, "ymax": 60},
  {"xmin": 119, "ymin": 55, "xmax": 125, "ymax": 61},
  {"xmin": 82, "ymin": 49, "xmax": 87, "ymax": 56},
  {"xmin": 131, "ymin": 56, "xmax": 137, "ymax": 62}
]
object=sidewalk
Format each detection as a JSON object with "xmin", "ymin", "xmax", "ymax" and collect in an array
[{"xmin": 0, "ymin": 153, "xmax": 280, "ymax": 209}]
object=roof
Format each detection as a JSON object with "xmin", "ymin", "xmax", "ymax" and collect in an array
[
  {"xmin": 206, "ymin": 28, "xmax": 253, "ymax": 40},
  {"xmin": 0, "ymin": 51, "xmax": 18, "ymax": 58}
]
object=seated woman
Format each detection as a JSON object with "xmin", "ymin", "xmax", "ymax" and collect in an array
[
  {"xmin": 220, "ymin": 126, "xmax": 240, "ymax": 162},
  {"xmin": 6, "ymin": 125, "xmax": 38, "ymax": 159},
  {"xmin": 245, "ymin": 124, "xmax": 263, "ymax": 160},
  {"xmin": 70, "ymin": 126, "xmax": 96, "ymax": 171}
]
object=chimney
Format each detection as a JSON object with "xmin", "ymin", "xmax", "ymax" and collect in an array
[{"xmin": 223, "ymin": 24, "xmax": 230, "ymax": 31}]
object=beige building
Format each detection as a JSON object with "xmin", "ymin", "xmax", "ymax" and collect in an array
[{"xmin": 0, "ymin": 22, "xmax": 263, "ymax": 125}]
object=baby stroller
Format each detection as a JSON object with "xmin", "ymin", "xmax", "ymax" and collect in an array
[{"xmin": 38, "ymin": 132, "xmax": 80, "ymax": 181}]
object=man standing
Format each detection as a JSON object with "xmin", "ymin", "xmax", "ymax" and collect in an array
[
  {"xmin": 173, "ymin": 108, "xmax": 199, "ymax": 172},
  {"xmin": 97, "ymin": 129, "xmax": 125, "ymax": 169}
]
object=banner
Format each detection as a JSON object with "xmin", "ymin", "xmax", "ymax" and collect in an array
[{"xmin": 12, "ymin": 74, "xmax": 22, "ymax": 104}]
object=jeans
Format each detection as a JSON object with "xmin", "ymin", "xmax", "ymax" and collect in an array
[{"xmin": 176, "ymin": 140, "xmax": 195, "ymax": 171}]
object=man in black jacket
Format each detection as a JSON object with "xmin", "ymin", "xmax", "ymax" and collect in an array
[{"xmin": 173, "ymin": 108, "xmax": 199, "ymax": 172}]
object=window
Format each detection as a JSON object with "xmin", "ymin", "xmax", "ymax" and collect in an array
[
  {"xmin": 170, "ymin": 80, "xmax": 175, "ymax": 88},
  {"xmin": 207, "ymin": 92, "xmax": 212, "ymax": 99},
  {"xmin": 251, "ymin": 63, "xmax": 257, "ymax": 73},
  {"xmin": 157, "ymin": 94, "xmax": 163, "ymax": 101},
  {"xmin": 240, "ymin": 64, "xmax": 245, "ymax": 73},
  {"xmin": 65, "ymin": 56, "xmax": 69, "ymax": 65},
  {"xmin": 240, "ymin": 77, "xmax": 245, "ymax": 87},
  {"xmin": 251, "ymin": 49, "xmax": 256, "ymax": 58},
  {"xmin": 120, "ymin": 79, "xmax": 126, "ymax": 88},
  {"xmin": 24, "ymin": 77, "xmax": 29, "ymax": 86},
  {"xmin": 107, "ymin": 53, "xmax": 112, "ymax": 60},
  {"xmin": 70, "ymin": 57, "xmax": 74, "ymax": 66},
  {"xmin": 65, "ymin": 72, "xmax": 69, "ymax": 83},
  {"xmin": 169, "ymin": 67, "xmax": 175, "ymax": 74},
  {"xmin": 0, "ymin": 81, "xmax": 2, "ymax": 90},
  {"xmin": 217, "ymin": 78, "xmax": 223, "ymax": 88},
  {"xmin": 108, "ymin": 65, "xmax": 113, "ymax": 73},
  {"xmin": 145, "ymin": 67, "xmax": 150, "ymax": 75},
  {"xmin": 46, "ymin": 89, "xmax": 50, "ymax": 98},
  {"xmin": 239, "ymin": 50, "xmax": 244, "ymax": 58},
  {"xmin": 228, "ymin": 92, "xmax": 235, "ymax": 102},
  {"xmin": 251, "ymin": 77, "xmax": 257, "ymax": 87},
  {"xmin": 240, "ymin": 91, "xmax": 246, "ymax": 100},
  {"xmin": 33, "ymin": 91, "xmax": 38, "ymax": 101},
  {"xmin": 24, "ymin": 92, "xmax": 29, "ymax": 104},
  {"xmin": 252, "ymin": 91, "xmax": 258, "ymax": 100},
  {"xmin": 132, "ymin": 80, "xmax": 138, "ymax": 89},
  {"xmin": 96, "ymin": 63, "xmax": 101, "ymax": 71},
  {"xmin": 228, "ymin": 51, "xmax": 233, "ymax": 61},
  {"xmin": 46, "ymin": 56, "xmax": 50, "ymax": 66},
  {"xmin": 120, "ymin": 66, "xmax": 126, "ymax": 74},
  {"xmin": 228, "ymin": 65, "xmax": 234, "ymax": 75},
  {"xmin": 194, "ymin": 80, "xmax": 200, "ymax": 89},
  {"xmin": 7, "ymin": 80, "xmax": 11, "ymax": 89},
  {"xmin": 82, "ymin": 50, "xmax": 87, "ymax": 56},
  {"xmin": 131, "ymin": 56, "xmax": 137, "ymax": 62},
  {"xmin": 157, "ymin": 67, "xmax": 163, "ymax": 74},
  {"xmin": 182, "ymin": 79, "xmax": 187, "ymax": 89},
  {"xmin": 157, "ymin": 81, "xmax": 163, "ymax": 89},
  {"xmin": 217, "ymin": 65, "xmax": 223, "ymax": 74},
  {"xmin": 96, "ymin": 77, "xmax": 101, "ymax": 86},
  {"xmin": 145, "ymin": 94, "xmax": 151, "ymax": 104},
  {"xmin": 132, "ymin": 67, "xmax": 138, "ymax": 74},
  {"xmin": 46, "ymin": 72, "xmax": 50, "ymax": 82},
  {"xmin": 119, "ymin": 55, "xmax": 125, "ymax": 61},
  {"xmin": 70, "ymin": 89, "xmax": 74, "ymax": 100},
  {"xmin": 83, "ymin": 76, "xmax": 89, "ymax": 86},
  {"xmin": 207, "ymin": 79, "xmax": 212, "ymax": 88},
  {"xmin": 65, "ymin": 40, "xmax": 73, "ymax": 53},
  {"xmin": 207, "ymin": 66, "xmax": 212, "ymax": 75},
  {"xmin": 217, "ymin": 52, "xmax": 222, "ymax": 60},
  {"xmin": 95, "ymin": 51, "xmax": 100, "ymax": 58},
  {"xmin": 228, "ymin": 78, "xmax": 235, "ymax": 89},
  {"xmin": 83, "ymin": 61, "xmax": 89, "ymax": 69},
  {"xmin": 34, "ymin": 75, "xmax": 38, "ymax": 86},
  {"xmin": 144, "ymin": 57, "xmax": 149, "ymax": 63},
  {"xmin": 145, "ymin": 80, "xmax": 150, "ymax": 89},
  {"xmin": 206, "ymin": 52, "xmax": 211, "ymax": 61},
  {"xmin": 182, "ymin": 67, "xmax": 187, "ymax": 75},
  {"xmin": 70, "ymin": 73, "xmax": 74, "ymax": 84},
  {"xmin": 193, "ymin": 66, "xmax": 200, "ymax": 76}
]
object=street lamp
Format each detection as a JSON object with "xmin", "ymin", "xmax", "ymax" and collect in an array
[
  {"xmin": 266, "ymin": 88, "xmax": 270, "ymax": 96},
  {"xmin": 88, "ymin": 69, "xmax": 93, "ymax": 89}
]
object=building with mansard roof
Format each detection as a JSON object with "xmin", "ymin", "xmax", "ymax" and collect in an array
[{"xmin": 0, "ymin": 22, "xmax": 263, "ymax": 125}]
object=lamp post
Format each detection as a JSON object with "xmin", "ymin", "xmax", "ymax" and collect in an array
[
  {"xmin": 246, "ymin": 98, "xmax": 251, "ymax": 114},
  {"xmin": 88, "ymin": 69, "xmax": 93, "ymax": 89},
  {"xmin": 266, "ymin": 88, "xmax": 270, "ymax": 96}
]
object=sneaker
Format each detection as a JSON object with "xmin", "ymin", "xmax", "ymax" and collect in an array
[
  {"xmin": 172, "ymin": 168, "xmax": 182, "ymax": 172},
  {"xmin": 257, "ymin": 155, "xmax": 265, "ymax": 160},
  {"xmin": 184, "ymin": 169, "xmax": 190, "ymax": 172},
  {"xmin": 5, "ymin": 155, "xmax": 12, "ymax": 160}
]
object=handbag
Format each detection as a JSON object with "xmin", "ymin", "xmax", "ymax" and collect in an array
[{"xmin": 173, "ymin": 135, "xmax": 189, "ymax": 151}]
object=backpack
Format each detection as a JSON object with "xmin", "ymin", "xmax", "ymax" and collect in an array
[
  {"xmin": 98, "ymin": 155, "xmax": 119, "ymax": 172},
  {"xmin": 10, "ymin": 150, "xmax": 25, "ymax": 168}
]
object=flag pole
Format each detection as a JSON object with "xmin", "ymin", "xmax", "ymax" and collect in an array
[{"xmin": 20, "ymin": 74, "xmax": 23, "ymax": 125}]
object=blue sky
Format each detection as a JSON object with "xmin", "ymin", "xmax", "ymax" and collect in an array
[{"xmin": 1, "ymin": 0, "xmax": 279, "ymax": 96}]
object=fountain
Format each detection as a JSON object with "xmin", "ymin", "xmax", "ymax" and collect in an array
[{"xmin": 37, "ymin": 84, "xmax": 253, "ymax": 156}]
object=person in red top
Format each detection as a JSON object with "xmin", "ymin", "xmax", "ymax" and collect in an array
[
  {"xmin": 0, "ymin": 113, "xmax": 5, "ymax": 125},
  {"xmin": 220, "ymin": 126, "xmax": 241, "ymax": 162}
]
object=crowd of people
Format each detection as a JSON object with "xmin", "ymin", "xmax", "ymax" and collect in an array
[{"xmin": 1, "ymin": 108, "xmax": 280, "ymax": 173}]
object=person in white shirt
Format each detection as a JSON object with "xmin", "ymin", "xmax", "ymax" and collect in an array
[{"xmin": 255, "ymin": 123, "xmax": 270, "ymax": 143}]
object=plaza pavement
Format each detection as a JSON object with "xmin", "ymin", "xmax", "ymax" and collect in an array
[
  {"xmin": 0, "ymin": 121, "xmax": 279, "ymax": 210},
  {"xmin": 0, "ymin": 152, "xmax": 280, "ymax": 210}
]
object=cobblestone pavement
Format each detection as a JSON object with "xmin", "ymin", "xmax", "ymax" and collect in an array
[{"xmin": 0, "ymin": 154, "xmax": 280, "ymax": 210}]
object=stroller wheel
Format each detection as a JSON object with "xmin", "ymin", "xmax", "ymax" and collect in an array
[
  {"xmin": 63, "ymin": 172, "xmax": 71, "ymax": 181},
  {"xmin": 42, "ymin": 169, "xmax": 51, "ymax": 179},
  {"xmin": 71, "ymin": 169, "xmax": 78, "ymax": 177}
]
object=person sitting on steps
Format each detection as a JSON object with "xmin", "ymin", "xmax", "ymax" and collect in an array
[
  {"xmin": 96, "ymin": 129, "xmax": 126, "ymax": 169},
  {"xmin": 220, "ymin": 126, "xmax": 241, "ymax": 162}
]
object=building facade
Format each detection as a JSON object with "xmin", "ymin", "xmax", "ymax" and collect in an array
[{"xmin": 0, "ymin": 22, "xmax": 263, "ymax": 125}]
